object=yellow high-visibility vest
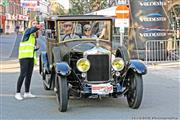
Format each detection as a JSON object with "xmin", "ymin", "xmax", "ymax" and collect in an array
[{"xmin": 18, "ymin": 34, "xmax": 37, "ymax": 64}]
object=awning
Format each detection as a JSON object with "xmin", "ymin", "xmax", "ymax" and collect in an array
[{"xmin": 86, "ymin": 6, "xmax": 116, "ymax": 16}]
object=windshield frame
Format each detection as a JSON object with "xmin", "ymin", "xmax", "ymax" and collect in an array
[{"xmin": 57, "ymin": 19, "xmax": 112, "ymax": 43}]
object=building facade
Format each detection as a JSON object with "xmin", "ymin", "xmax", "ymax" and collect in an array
[
  {"xmin": 0, "ymin": 0, "xmax": 50, "ymax": 34},
  {"xmin": 0, "ymin": 0, "xmax": 6, "ymax": 33},
  {"xmin": 0, "ymin": 0, "xmax": 29, "ymax": 33},
  {"xmin": 21, "ymin": 0, "xmax": 50, "ymax": 23}
]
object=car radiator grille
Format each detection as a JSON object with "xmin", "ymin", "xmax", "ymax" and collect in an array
[{"xmin": 87, "ymin": 54, "xmax": 109, "ymax": 81}]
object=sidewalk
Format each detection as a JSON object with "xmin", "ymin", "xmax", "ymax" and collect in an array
[
  {"xmin": 147, "ymin": 61, "xmax": 180, "ymax": 69},
  {"xmin": 1, "ymin": 58, "xmax": 179, "ymax": 73},
  {"xmin": 0, "ymin": 59, "xmax": 38, "ymax": 73},
  {"xmin": 0, "ymin": 33, "xmax": 17, "ymax": 38}
]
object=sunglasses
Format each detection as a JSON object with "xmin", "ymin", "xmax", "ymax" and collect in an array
[
  {"xmin": 64, "ymin": 24, "xmax": 72, "ymax": 28},
  {"xmin": 84, "ymin": 29, "xmax": 91, "ymax": 32}
]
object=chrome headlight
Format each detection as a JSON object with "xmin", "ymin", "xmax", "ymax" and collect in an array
[
  {"xmin": 76, "ymin": 58, "xmax": 90, "ymax": 72},
  {"xmin": 112, "ymin": 58, "xmax": 124, "ymax": 71}
]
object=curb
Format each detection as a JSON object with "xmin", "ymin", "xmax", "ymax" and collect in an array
[
  {"xmin": 0, "ymin": 33, "xmax": 16, "ymax": 38},
  {"xmin": 147, "ymin": 61, "xmax": 180, "ymax": 68}
]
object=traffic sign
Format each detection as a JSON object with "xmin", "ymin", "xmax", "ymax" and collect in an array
[
  {"xmin": 115, "ymin": 19, "xmax": 129, "ymax": 28},
  {"xmin": 115, "ymin": 5, "xmax": 129, "ymax": 19}
]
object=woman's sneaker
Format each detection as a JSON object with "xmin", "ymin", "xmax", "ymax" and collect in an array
[
  {"xmin": 24, "ymin": 92, "xmax": 36, "ymax": 98},
  {"xmin": 15, "ymin": 93, "xmax": 23, "ymax": 100}
]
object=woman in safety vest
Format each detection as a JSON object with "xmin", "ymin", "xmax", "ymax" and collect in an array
[{"xmin": 15, "ymin": 20, "xmax": 42, "ymax": 100}]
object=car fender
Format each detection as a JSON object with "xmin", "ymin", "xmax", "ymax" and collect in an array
[
  {"xmin": 56, "ymin": 62, "xmax": 71, "ymax": 76},
  {"xmin": 115, "ymin": 46, "xmax": 130, "ymax": 62},
  {"xmin": 128, "ymin": 60, "xmax": 147, "ymax": 75},
  {"xmin": 40, "ymin": 51, "xmax": 50, "ymax": 74}
]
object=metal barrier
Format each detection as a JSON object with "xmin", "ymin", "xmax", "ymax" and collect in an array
[
  {"xmin": 112, "ymin": 35, "xmax": 180, "ymax": 64},
  {"xmin": 112, "ymin": 34, "xmax": 128, "ymax": 49},
  {"xmin": 145, "ymin": 39, "xmax": 180, "ymax": 64}
]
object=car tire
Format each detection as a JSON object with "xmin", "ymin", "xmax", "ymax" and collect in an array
[
  {"xmin": 43, "ymin": 81, "xmax": 50, "ymax": 90},
  {"xmin": 39, "ymin": 54, "xmax": 42, "ymax": 74},
  {"xmin": 55, "ymin": 74, "xmax": 68, "ymax": 112},
  {"xmin": 42, "ymin": 73, "xmax": 51, "ymax": 90},
  {"xmin": 39, "ymin": 55, "xmax": 51, "ymax": 90},
  {"xmin": 116, "ymin": 45, "xmax": 130, "ymax": 62},
  {"xmin": 126, "ymin": 73, "xmax": 143, "ymax": 109}
]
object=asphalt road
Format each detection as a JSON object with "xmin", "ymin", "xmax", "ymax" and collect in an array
[
  {"xmin": 0, "ymin": 34, "xmax": 17, "ymax": 59},
  {"xmin": 0, "ymin": 60, "xmax": 179, "ymax": 120},
  {"xmin": 0, "ymin": 33, "xmax": 46, "ymax": 59},
  {"xmin": 10, "ymin": 33, "xmax": 24, "ymax": 58}
]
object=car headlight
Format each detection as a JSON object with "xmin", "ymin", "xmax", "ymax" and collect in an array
[
  {"xmin": 112, "ymin": 58, "xmax": 124, "ymax": 71},
  {"xmin": 76, "ymin": 58, "xmax": 90, "ymax": 72}
]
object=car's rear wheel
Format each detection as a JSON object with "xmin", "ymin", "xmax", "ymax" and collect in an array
[
  {"xmin": 126, "ymin": 73, "xmax": 143, "ymax": 109},
  {"xmin": 55, "ymin": 74, "xmax": 68, "ymax": 112},
  {"xmin": 43, "ymin": 73, "xmax": 51, "ymax": 90}
]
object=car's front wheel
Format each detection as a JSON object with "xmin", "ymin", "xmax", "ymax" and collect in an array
[
  {"xmin": 126, "ymin": 73, "xmax": 143, "ymax": 109},
  {"xmin": 55, "ymin": 74, "xmax": 68, "ymax": 112}
]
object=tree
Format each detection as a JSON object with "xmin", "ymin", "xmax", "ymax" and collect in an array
[
  {"xmin": 50, "ymin": 2, "xmax": 66, "ymax": 15},
  {"xmin": 90, "ymin": 0, "xmax": 108, "ymax": 12},
  {"xmin": 69, "ymin": 0, "xmax": 108, "ymax": 15},
  {"xmin": 2, "ymin": 0, "xmax": 9, "ymax": 7}
]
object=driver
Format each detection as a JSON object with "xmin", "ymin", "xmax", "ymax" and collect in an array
[{"xmin": 60, "ymin": 21, "xmax": 81, "ymax": 41}]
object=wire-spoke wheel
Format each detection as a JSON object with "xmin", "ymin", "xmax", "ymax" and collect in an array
[
  {"xmin": 126, "ymin": 73, "xmax": 143, "ymax": 109},
  {"xmin": 42, "ymin": 73, "xmax": 51, "ymax": 90}
]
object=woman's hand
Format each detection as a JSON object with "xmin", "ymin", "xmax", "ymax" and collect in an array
[{"xmin": 34, "ymin": 45, "xmax": 40, "ymax": 51}]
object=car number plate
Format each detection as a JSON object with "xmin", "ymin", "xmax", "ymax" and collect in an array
[{"xmin": 91, "ymin": 83, "xmax": 113, "ymax": 94}]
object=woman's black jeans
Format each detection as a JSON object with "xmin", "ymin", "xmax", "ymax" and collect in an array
[{"xmin": 16, "ymin": 58, "xmax": 34, "ymax": 93}]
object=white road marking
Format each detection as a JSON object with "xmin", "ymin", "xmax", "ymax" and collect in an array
[{"xmin": 0, "ymin": 94, "xmax": 56, "ymax": 98}]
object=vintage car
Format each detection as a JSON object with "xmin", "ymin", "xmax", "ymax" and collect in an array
[{"xmin": 39, "ymin": 15, "xmax": 147, "ymax": 112}]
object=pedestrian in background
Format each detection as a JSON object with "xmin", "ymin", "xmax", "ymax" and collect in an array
[
  {"xmin": 15, "ymin": 24, "xmax": 20, "ymax": 35},
  {"xmin": 15, "ymin": 20, "xmax": 42, "ymax": 100}
]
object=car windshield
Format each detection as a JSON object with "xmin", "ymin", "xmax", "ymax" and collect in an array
[{"xmin": 58, "ymin": 20, "xmax": 111, "ymax": 42}]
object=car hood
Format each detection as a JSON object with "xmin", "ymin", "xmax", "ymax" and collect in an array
[
  {"xmin": 70, "ymin": 42, "xmax": 95, "ymax": 53},
  {"xmin": 71, "ymin": 42, "xmax": 110, "ymax": 55}
]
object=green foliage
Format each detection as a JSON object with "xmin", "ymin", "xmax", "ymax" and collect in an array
[
  {"xmin": 51, "ymin": 2, "xmax": 65, "ymax": 15},
  {"xmin": 69, "ymin": 0, "xmax": 108, "ymax": 15},
  {"xmin": 2, "ymin": 0, "xmax": 9, "ymax": 7}
]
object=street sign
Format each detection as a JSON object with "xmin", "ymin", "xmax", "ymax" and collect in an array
[
  {"xmin": 115, "ymin": 5, "xmax": 129, "ymax": 19},
  {"xmin": 115, "ymin": 18, "xmax": 129, "ymax": 27}
]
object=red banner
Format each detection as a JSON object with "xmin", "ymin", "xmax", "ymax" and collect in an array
[
  {"xmin": 17, "ymin": 14, "xmax": 28, "ymax": 21},
  {"xmin": 0, "ymin": 15, "xmax": 6, "ymax": 30}
]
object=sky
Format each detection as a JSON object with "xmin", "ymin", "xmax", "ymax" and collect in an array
[{"xmin": 58, "ymin": 0, "xmax": 70, "ymax": 9}]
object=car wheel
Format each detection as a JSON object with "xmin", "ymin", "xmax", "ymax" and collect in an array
[
  {"xmin": 126, "ymin": 73, "xmax": 143, "ymax": 109},
  {"xmin": 42, "ymin": 73, "xmax": 51, "ymax": 90},
  {"xmin": 39, "ymin": 55, "xmax": 42, "ymax": 74},
  {"xmin": 55, "ymin": 74, "xmax": 68, "ymax": 112}
]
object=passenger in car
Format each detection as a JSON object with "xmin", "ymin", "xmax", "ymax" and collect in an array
[
  {"xmin": 82, "ymin": 24, "xmax": 97, "ymax": 39},
  {"xmin": 60, "ymin": 21, "xmax": 81, "ymax": 41}
]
